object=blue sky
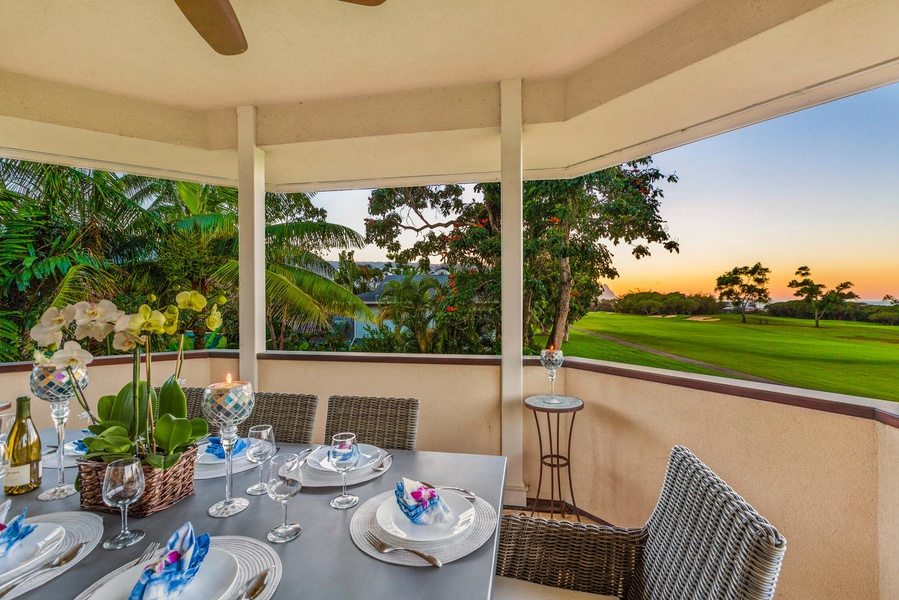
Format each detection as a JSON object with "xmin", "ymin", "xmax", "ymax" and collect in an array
[{"xmin": 315, "ymin": 82, "xmax": 899, "ymax": 301}]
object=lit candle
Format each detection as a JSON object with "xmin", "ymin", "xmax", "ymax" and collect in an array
[{"xmin": 203, "ymin": 373, "xmax": 254, "ymax": 427}]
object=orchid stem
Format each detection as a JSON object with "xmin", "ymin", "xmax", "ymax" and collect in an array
[
  {"xmin": 175, "ymin": 334, "xmax": 185, "ymax": 380},
  {"xmin": 66, "ymin": 365, "xmax": 97, "ymax": 424},
  {"xmin": 145, "ymin": 338, "xmax": 156, "ymax": 455}
]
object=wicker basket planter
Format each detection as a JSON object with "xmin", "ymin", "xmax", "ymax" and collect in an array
[{"xmin": 77, "ymin": 444, "xmax": 199, "ymax": 518}]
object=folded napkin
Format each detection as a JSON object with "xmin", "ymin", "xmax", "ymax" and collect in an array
[
  {"xmin": 395, "ymin": 478, "xmax": 454, "ymax": 526},
  {"xmin": 204, "ymin": 436, "xmax": 247, "ymax": 459},
  {"xmin": 71, "ymin": 429, "xmax": 92, "ymax": 454},
  {"xmin": 129, "ymin": 522, "xmax": 210, "ymax": 600},
  {"xmin": 0, "ymin": 501, "xmax": 37, "ymax": 559}
]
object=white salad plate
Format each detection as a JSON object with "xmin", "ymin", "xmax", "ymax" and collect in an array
[
  {"xmin": 0, "ymin": 523, "xmax": 66, "ymax": 586},
  {"xmin": 88, "ymin": 547, "xmax": 238, "ymax": 600},
  {"xmin": 307, "ymin": 444, "xmax": 382, "ymax": 473},
  {"xmin": 196, "ymin": 442, "xmax": 248, "ymax": 465},
  {"xmin": 375, "ymin": 490, "xmax": 476, "ymax": 543}
]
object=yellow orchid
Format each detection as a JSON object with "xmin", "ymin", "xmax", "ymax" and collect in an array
[
  {"xmin": 162, "ymin": 305, "xmax": 180, "ymax": 335},
  {"xmin": 205, "ymin": 304, "xmax": 223, "ymax": 331},
  {"xmin": 176, "ymin": 290, "xmax": 208, "ymax": 312}
]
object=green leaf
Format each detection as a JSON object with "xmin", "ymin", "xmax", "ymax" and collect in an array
[
  {"xmin": 144, "ymin": 452, "xmax": 182, "ymax": 470},
  {"xmin": 154, "ymin": 413, "xmax": 192, "ymax": 453},
  {"xmin": 98, "ymin": 425, "xmax": 129, "ymax": 439},
  {"xmin": 158, "ymin": 375, "xmax": 187, "ymax": 419},
  {"xmin": 188, "ymin": 418, "xmax": 208, "ymax": 441},
  {"xmin": 97, "ymin": 395, "xmax": 116, "ymax": 422}
]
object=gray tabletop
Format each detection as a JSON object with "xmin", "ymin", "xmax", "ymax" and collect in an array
[{"xmin": 10, "ymin": 431, "xmax": 507, "ymax": 600}]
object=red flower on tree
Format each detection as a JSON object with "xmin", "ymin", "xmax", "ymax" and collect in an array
[{"xmin": 447, "ymin": 306, "xmax": 456, "ymax": 312}]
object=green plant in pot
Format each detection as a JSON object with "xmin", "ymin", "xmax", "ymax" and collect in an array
[{"xmin": 79, "ymin": 291, "xmax": 225, "ymax": 476}]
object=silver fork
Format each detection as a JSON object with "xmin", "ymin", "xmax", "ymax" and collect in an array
[{"xmin": 363, "ymin": 531, "xmax": 442, "ymax": 567}]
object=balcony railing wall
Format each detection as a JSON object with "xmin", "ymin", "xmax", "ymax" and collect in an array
[{"xmin": 0, "ymin": 350, "xmax": 896, "ymax": 599}]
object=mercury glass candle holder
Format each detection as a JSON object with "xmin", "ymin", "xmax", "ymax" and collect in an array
[
  {"xmin": 30, "ymin": 364, "xmax": 88, "ymax": 501},
  {"xmin": 202, "ymin": 377, "xmax": 255, "ymax": 518},
  {"xmin": 539, "ymin": 348, "xmax": 564, "ymax": 404}
]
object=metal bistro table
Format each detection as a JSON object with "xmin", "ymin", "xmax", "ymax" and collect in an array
[
  {"xmin": 11, "ymin": 431, "xmax": 507, "ymax": 600},
  {"xmin": 524, "ymin": 394, "xmax": 583, "ymax": 521}
]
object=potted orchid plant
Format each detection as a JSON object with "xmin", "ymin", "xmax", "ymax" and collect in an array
[{"xmin": 30, "ymin": 291, "xmax": 223, "ymax": 515}]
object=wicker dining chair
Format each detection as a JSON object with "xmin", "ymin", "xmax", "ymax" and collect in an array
[
  {"xmin": 324, "ymin": 395, "xmax": 420, "ymax": 450},
  {"xmin": 168, "ymin": 387, "xmax": 319, "ymax": 444},
  {"xmin": 495, "ymin": 445, "xmax": 787, "ymax": 600}
]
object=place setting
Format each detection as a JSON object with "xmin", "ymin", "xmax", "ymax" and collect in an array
[
  {"xmin": 299, "ymin": 432, "xmax": 392, "ymax": 491},
  {"xmin": 349, "ymin": 475, "xmax": 497, "ymax": 568},
  {"xmin": 74, "ymin": 521, "xmax": 282, "ymax": 600},
  {"xmin": 0, "ymin": 500, "xmax": 103, "ymax": 599}
]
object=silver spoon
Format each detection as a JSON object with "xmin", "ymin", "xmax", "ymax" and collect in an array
[{"xmin": 234, "ymin": 567, "xmax": 272, "ymax": 600}]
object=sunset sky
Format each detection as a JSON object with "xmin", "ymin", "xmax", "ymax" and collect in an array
[{"xmin": 315, "ymin": 82, "xmax": 899, "ymax": 302}]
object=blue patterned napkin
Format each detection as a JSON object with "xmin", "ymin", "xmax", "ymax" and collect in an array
[
  {"xmin": 128, "ymin": 522, "xmax": 210, "ymax": 600},
  {"xmin": 0, "ymin": 501, "xmax": 38, "ymax": 559},
  {"xmin": 71, "ymin": 429, "xmax": 92, "ymax": 454},
  {"xmin": 204, "ymin": 436, "xmax": 247, "ymax": 459},
  {"xmin": 395, "ymin": 478, "xmax": 454, "ymax": 525}
]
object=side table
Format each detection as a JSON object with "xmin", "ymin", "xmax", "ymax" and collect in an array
[{"xmin": 524, "ymin": 395, "xmax": 584, "ymax": 521}]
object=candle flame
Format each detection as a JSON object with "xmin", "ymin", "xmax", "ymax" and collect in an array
[
  {"xmin": 549, "ymin": 345, "xmax": 554, "ymax": 351},
  {"xmin": 226, "ymin": 372, "xmax": 232, "ymax": 384}
]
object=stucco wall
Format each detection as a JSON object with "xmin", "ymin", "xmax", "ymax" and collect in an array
[{"xmin": 0, "ymin": 354, "xmax": 895, "ymax": 598}]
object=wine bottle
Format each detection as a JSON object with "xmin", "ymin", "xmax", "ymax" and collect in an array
[{"xmin": 4, "ymin": 396, "xmax": 42, "ymax": 495}]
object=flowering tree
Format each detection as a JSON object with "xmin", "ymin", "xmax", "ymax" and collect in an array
[{"xmin": 364, "ymin": 158, "xmax": 679, "ymax": 351}]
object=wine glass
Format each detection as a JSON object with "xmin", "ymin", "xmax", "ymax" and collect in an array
[
  {"xmin": 539, "ymin": 347, "xmax": 564, "ymax": 404},
  {"xmin": 265, "ymin": 453, "xmax": 303, "ymax": 543},
  {"xmin": 102, "ymin": 457, "xmax": 146, "ymax": 550},
  {"xmin": 30, "ymin": 364, "xmax": 88, "ymax": 501},
  {"xmin": 328, "ymin": 432, "xmax": 360, "ymax": 510},
  {"xmin": 246, "ymin": 425, "xmax": 276, "ymax": 496},
  {"xmin": 202, "ymin": 378, "xmax": 255, "ymax": 518}
]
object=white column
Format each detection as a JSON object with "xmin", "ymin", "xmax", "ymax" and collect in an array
[
  {"xmin": 237, "ymin": 106, "xmax": 266, "ymax": 387},
  {"xmin": 500, "ymin": 79, "xmax": 527, "ymax": 507}
]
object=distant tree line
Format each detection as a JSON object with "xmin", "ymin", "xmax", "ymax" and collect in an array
[
  {"xmin": 616, "ymin": 291, "xmax": 721, "ymax": 315},
  {"xmin": 766, "ymin": 297, "xmax": 899, "ymax": 325}
]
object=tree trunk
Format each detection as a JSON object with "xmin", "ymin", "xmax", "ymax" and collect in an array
[
  {"xmin": 547, "ymin": 255, "xmax": 572, "ymax": 350},
  {"xmin": 740, "ymin": 306, "xmax": 747, "ymax": 324},
  {"xmin": 522, "ymin": 288, "xmax": 534, "ymax": 347}
]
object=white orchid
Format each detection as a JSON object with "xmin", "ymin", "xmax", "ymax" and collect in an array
[
  {"xmin": 73, "ymin": 300, "xmax": 122, "ymax": 326},
  {"xmin": 49, "ymin": 340, "xmax": 94, "ymax": 369},
  {"xmin": 112, "ymin": 330, "xmax": 143, "ymax": 352},
  {"xmin": 29, "ymin": 323, "xmax": 63, "ymax": 349},
  {"xmin": 75, "ymin": 320, "xmax": 115, "ymax": 342},
  {"xmin": 33, "ymin": 349, "xmax": 52, "ymax": 366}
]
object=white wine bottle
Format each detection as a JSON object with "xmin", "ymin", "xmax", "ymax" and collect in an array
[{"xmin": 4, "ymin": 396, "xmax": 42, "ymax": 495}]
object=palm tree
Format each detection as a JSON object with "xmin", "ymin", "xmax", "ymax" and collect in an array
[{"xmin": 377, "ymin": 273, "xmax": 440, "ymax": 352}]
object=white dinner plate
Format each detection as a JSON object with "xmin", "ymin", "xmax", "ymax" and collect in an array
[
  {"xmin": 375, "ymin": 489, "xmax": 475, "ymax": 543},
  {"xmin": 88, "ymin": 547, "xmax": 238, "ymax": 600},
  {"xmin": 64, "ymin": 441, "xmax": 88, "ymax": 456},
  {"xmin": 196, "ymin": 442, "xmax": 248, "ymax": 465},
  {"xmin": 307, "ymin": 444, "xmax": 382, "ymax": 473},
  {"xmin": 0, "ymin": 523, "xmax": 66, "ymax": 586}
]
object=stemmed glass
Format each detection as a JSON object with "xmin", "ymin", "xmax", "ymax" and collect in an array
[
  {"xmin": 30, "ymin": 364, "xmax": 88, "ymax": 501},
  {"xmin": 202, "ymin": 378, "xmax": 255, "ymax": 518},
  {"xmin": 102, "ymin": 457, "xmax": 145, "ymax": 550},
  {"xmin": 328, "ymin": 432, "xmax": 359, "ymax": 510},
  {"xmin": 265, "ymin": 453, "xmax": 303, "ymax": 543},
  {"xmin": 539, "ymin": 347, "xmax": 564, "ymax": 404},
  {"xmin": 246, "ymin": 425, "xmax": 276, "ymax": 496}
]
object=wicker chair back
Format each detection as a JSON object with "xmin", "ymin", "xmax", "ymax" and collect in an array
[{"xmin": 324, "ymin": 395, "xmax": 419, "ymax": 450}]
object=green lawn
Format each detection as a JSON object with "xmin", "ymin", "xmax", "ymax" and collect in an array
[{"xmin": 567, "ymin": 313, "xmax": 899, "ymax": 401}]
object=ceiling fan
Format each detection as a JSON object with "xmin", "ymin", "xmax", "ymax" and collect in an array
[{"xmin": 174, "ymin": 0, "xmax": 386, "ymax": 56}]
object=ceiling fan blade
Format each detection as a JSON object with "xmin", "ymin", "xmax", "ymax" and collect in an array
[
  {"xmin": 338, "ymin": 0, "xmax": 387, "ymax": 6},
  {"xmin": 174, "ymin": 0, "xmax": 248, "ymax": 56}
]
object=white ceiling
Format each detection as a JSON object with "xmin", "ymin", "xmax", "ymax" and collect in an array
[{"xmin": 1, "ymin": 0, "xmax": 899, "ymax": 191}]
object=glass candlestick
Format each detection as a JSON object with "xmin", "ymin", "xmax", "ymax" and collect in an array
[
  {"xmin": 30, "ymin": 364, "xmax": 87, "ymax": 501},
  {"xmin": 202, "ymin": 375, "xmax": 254, "ymax": 518},
  {"xmin": 539, "ymin": 348, "xmax": 564, "ymax": 404}
]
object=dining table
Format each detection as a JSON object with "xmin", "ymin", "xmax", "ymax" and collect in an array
[{"xmin": 7, "ymin": 430, "xmax": 507, "ymax": 600}]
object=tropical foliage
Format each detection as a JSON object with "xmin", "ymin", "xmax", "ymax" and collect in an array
[
  {"xmin": 0, "ymin": 159, "xmax": 369, "ymax": 361},
  {"xmin": 364, "ymin": 158, "xmax": 679, "ymax": 351}
]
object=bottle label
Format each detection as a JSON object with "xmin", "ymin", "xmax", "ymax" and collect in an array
[{"xmin": 5, "ymin": 466, "xmax": 29, "ymax": 487}]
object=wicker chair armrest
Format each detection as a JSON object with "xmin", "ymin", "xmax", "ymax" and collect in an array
[{"xmin": 496, "ymin": 514, "xmax": 647, "ymax": 598}]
